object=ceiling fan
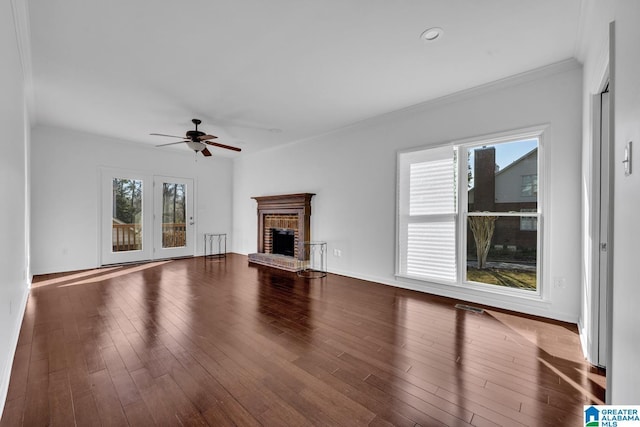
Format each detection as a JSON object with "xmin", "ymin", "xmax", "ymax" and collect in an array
[{"xmin": 151, "ymin": 118, "xmax": 241, "ymax": 157}]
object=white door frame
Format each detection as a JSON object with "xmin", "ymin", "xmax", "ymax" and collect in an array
[
  {"xmin": 597, "ymin": 90, "xmax": 611, "ymax": 366},
  {"xmin": 587, "ymin": 86, "xmax": 612, "ymax": 369}
]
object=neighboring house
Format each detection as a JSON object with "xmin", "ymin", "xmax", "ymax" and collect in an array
[{"xmin": 468, "ymin": 147, "xmax": 538, "ymax": 254}]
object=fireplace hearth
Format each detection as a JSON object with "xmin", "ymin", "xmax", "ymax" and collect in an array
[{"xmin": 248, "ymin": 193, "xmax": 315, "ymax": 272}]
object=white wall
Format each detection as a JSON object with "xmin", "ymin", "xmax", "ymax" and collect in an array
[
  {"xmin": 0, "ymin": 0, "xmax": 31, "ymax": 417},
  {"xmin": 31, "ymin": 125, "xmax": 233, "ymax": 274},
  {"xmin": 233, "ymin": 61, "xmax": 583, "ymax": 322},
  {"xmin": 610, "ymin": 0, "xmax": 640, "ymax": 404},
  {"xmin": 578, "ymin": 0, "xmax": 640, "ymax": 403}
]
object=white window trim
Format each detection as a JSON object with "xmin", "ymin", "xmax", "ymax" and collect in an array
[{"xmin": 396, "ymin": 125, "xmax": 548, "ymax": 303}]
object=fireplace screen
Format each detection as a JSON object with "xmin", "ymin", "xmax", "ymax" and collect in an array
[{"xmin": 271, "ymin": 228, "xmax": 295, "ymax": 257}]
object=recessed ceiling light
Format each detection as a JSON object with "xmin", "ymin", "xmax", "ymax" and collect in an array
[{"xmin": 420, "ymin": 27, "xmax": 443, "ymax": 42}]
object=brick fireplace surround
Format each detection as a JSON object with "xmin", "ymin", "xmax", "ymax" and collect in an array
[{"xmin": 248, "ymin": 193, "xmax": 315, "ymax": 271}]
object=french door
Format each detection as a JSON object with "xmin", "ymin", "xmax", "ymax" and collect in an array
[
  {"xmin": 154, "ymin": 176, "xmax": 194, "ymax": 259},
  {"xmin": 101, "ymin": 169, "xmax": 194, "ymax": 265}
]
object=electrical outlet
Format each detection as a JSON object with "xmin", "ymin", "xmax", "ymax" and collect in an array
[{"xmin": 333, "ymin": 249, "xmax": 342, "ymax": 257}]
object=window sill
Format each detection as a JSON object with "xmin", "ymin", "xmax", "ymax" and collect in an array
[{"xmin": 394, "ymin": 273, "xmax": 552, "ymax": 315}]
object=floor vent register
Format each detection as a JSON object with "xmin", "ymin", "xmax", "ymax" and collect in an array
[{"xmin": 454, "ymin": 304, "xmax": 485, "ymax": 314}]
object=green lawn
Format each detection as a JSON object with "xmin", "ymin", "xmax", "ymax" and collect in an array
[{"xmin": 466, "ymin": 267, "xmax": 536, "ymax": 291}]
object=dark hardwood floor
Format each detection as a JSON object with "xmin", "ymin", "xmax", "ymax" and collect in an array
[{"xmin": 1, "ymin": 254, "xmax": 604, "ymax": 426}]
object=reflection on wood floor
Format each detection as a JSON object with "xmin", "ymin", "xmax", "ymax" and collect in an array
[{"xmin": 1, "ymin": 254, "xmax": 605, "ymax": 426}]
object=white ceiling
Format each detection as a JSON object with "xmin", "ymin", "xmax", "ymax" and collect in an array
[{"xmin": 27, "ymin": 0, "xmax": 584, "ymax": 156}]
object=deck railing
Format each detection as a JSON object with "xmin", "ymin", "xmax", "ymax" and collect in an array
[
  {"xmin": 162, "ymin": 223, "xmax": 186, "ymax": 248},
  {"xmin": 112, "ymin": 223, "xmax": 186, "ymax": 251},
  {"xmin": 112, "ymin": 223, "xmax": 142, "ymax": 252}
]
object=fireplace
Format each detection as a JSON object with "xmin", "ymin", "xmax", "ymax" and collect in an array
[
  {"xmin": 248, "ymin": 193, "xmax": 315, "ymax": 271},
  {"xmin": 262, "ymin": 213, "xmax": 300, "ymax": 258}
]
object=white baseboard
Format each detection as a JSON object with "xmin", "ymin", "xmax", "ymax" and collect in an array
[{"xmin": 327, "ymin": 267, "xmax": 578, "ymax": 324}]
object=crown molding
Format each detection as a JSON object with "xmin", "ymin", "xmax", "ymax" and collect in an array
[
  {"xmin": 252, "ymin": 58, "xmax": 582, "ymax": 157},
  {"xmin": 10, "ymin": 0, "xmax": 35, "ymax": 121},
  {"xmin": 352, "ymin": 58, "xmax": 582, "ymax": 128}
]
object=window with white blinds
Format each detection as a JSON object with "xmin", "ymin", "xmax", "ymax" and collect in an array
[
  {"xmin": 398, "ymin": 146, "xmax": 457, "ymax": 282},
  {"xmin": 397, "ymin": 128, "xmax": 544, "ymax": 296}
]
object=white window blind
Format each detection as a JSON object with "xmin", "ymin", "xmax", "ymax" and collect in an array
[
  {"xmin": 398, "ymin": 146, "xmax": 457, "ymax": 282},
  {"xmin": 409, "ymin": 158, "xmax": 456, "ymax": 215},
  {"xmin": 406, "ymin": 220, "xmax": 456, "ymax": 280}
]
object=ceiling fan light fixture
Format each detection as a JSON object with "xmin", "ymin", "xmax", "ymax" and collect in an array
[
  {"xmin": 186, "ymin": 140, "xmax": 205, "ymax": 152},
  {"xmin": 151, "ymin": 119, "xmax": 241, "ymax": 157},
  {"xmin": 420, "ymin": 27, "xmax": 443, "ymax": 42}
]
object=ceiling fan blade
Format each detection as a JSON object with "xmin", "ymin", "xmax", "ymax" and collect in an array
[
  {"xmin": 201, "ymin": 147, "xmax": 212, "ymax": 157},
  {"xmin": 203, "ymin": 141, "xmax": 242, "ymax": 152},
  {"xmin": 156, "ymin": 141, "xmax": 187, "ymax": 147},
  {"xmin": 198, "ymin": 134, "xmax": 218, "ymax": 141},
  {"xmin": 150, "ymin": 133, "xmax": 185, "ymax": 139}
]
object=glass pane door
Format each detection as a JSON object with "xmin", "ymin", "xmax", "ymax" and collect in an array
[
  {"xmin": 154, "ymin": 176, "xmax": 194, "ymax": 259},
  {"xmin": 161, "ymin": 182, "xmax": 187, "ymax": 249},
  {"xmin": 101, "ymin": 170, "xmax": 152, "ymax": 264},
  {"xmin": 112, "ymin": 178, "xmax": 143, "ymax": 252}
]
